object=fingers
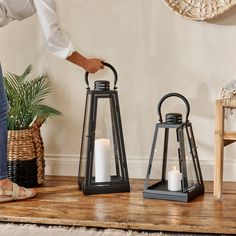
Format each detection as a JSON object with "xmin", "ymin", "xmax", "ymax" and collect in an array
[
  {"xmin": 92, "ymin": 60, "xmax": 104, "ymax": 72},
  {"xmin": 85, "ymin": 58, "xmax": 105, "ymax": 73},
  {"xmin": 89, "ymin": 69, "xmax": 97, "ymax": 74},
  {"xmin": 100, "ymin": 63, "xmax": 104, "ymax": 69},
  {"xmin": 98, "ymin": 58, "xmax": 105, "ymax": 69}
]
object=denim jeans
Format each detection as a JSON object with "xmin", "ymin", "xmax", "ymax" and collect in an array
[{"xmin": 0, "ymin": 64, "xmax": 8, "ymax": 180}]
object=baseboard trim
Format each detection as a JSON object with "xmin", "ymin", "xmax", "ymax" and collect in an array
[{"xmin": 44, "ymin": 154, "xmax": 236, "ymax": 181}]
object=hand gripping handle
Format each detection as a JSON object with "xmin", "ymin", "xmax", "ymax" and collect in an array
[{"xmin": 84, "ymin": 62, "xmax": 118, "ymax": 90}]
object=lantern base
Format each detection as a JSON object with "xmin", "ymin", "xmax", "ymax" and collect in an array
[
  {"xmin": 143, "ymin": 180, "xmax": 204, "ymax": 202},
  {"xmin": 78, "ymin": 176, "xmax": 130, "ymax": 195}
]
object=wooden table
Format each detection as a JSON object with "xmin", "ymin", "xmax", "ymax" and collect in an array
[{"xmin": 214, "ymin": 99, "xmax": 236, "ymax": 199}]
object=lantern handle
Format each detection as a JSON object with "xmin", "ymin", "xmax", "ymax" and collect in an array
[
  {"xmin": 84, "ymin": 62, "xmax": 118, "ymax": 90},
  {"xmin": 157, "ymin": 92, "xmax": 190, "ymax": 123}
]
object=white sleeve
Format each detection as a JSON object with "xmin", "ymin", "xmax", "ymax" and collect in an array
[{"xmin": 33, "ymin": 0, "xmax": 74, "ymax": 59}]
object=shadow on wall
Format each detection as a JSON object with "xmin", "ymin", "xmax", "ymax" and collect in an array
[
  {"xmin": 167, "ymin": 84, "xmax": 214, "ymax": 119},
  {"xmin": 207, "ymin": 6, "xmax": 236, "ymax": 25},
  {"xmin": 188, "ymin": 83, "xmax": 214, "ymax": 119}
]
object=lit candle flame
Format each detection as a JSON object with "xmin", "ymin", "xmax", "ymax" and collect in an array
[{"xmin": 173, "ymin": 165, "xmax": 176, "ymax": 171}]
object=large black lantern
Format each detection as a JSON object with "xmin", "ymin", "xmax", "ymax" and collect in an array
[
  {"xmin": 143, "ymin": 93, "xmax": 204, "ymax": 202},
  {"xmin": 78, "ymin": 62, "xmax": 130, "ymax": 195}
]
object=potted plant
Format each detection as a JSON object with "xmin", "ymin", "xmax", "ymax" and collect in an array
[{"xmin": 3, "ymin": 65, "xmax": 62, "ymax": 187}]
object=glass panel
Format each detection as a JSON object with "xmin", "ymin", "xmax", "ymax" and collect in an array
[
  {"xmin": 79, "ymin": 94, "xmax": 91, "ymax": 179},
  {"xmin": 109, "ymin": 96, "xmax": 122, "ymax": 181},
  {"xmin": 184, "ymin": 125, "xmax": 199, "ymax": 188},
  {"xmin": 146, "ymin": 127, "xmax": 165, "ymax": 188},
  {"xmin": 92, "ymin": 96, "xmax": 121, "ymax": 183},
  {"xmin": 165, "ymin": 128, "xmax": 182, "ymax": 192},
  {"xmin": 146, "ymin": 126, "xmax": 183, "ymax": 192}
]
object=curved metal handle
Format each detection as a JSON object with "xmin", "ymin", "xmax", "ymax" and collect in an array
[
  {"xmin": 85, "ymin": 62, "xmax": 118, "ymax": 90},
  {"xmin": 157, "ymin": 92, "xmax": 190, "ymax": 123}
]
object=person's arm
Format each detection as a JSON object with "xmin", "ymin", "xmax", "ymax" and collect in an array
[
  {"xmin": 33, "ymin": 0, "xmax": 103, "ymax": 73},
  {"xmin": 66, "ymin": 52, "xmax": 104, "ymax": 74}
]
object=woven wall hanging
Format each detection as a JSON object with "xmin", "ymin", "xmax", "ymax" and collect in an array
[{"xmin": 163, "ymin": 0, "xmax": 236, "ymax": 21}]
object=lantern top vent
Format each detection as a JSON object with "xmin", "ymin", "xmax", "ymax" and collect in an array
[
  {"xmin": 165, "ymin": 113, "xmax": 182, "ymax": 124},
  {"xmin": 94, "ymin": 80, "xmax": 110, "ymax": 91}
]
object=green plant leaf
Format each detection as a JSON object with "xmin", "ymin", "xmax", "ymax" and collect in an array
[{"xmin": 3, "ymin": 65, "xmax": 62, "ymax": 130}]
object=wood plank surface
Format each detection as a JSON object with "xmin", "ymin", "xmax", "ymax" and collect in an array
[{"xmin": 0, "ymin": 176, "xmax": 235, "ymax": 235}]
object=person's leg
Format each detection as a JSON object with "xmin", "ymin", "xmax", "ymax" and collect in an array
[
  {"xmin": 0, "ymin": 65, "xmax": 36, "ymax": 201},
  {"xmin": 0, "ymin": 65, "xmax": 8, "ymax": 180}
]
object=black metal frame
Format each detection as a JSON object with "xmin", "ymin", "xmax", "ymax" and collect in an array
[
  {"xmin": 78, "ymin": 63, "xmax": 130, "ymax": 195},
  {"xmin": 143, "ymin": 93, "xmax": 204, "ymax": 202}
]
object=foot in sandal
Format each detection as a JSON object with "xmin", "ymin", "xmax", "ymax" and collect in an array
[{"xmin": 0, "ymin": 178, "xmax": 36, "ymax": 202}]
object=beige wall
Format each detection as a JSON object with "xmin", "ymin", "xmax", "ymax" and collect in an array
[{"xmin": 1, "ymin": 0, "xmax": 236, "ymax": 180}]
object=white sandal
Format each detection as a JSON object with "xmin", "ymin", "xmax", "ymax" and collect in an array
[{"xmin": 0, "ymin": 183, "xmax": 36, "ymax": 203}]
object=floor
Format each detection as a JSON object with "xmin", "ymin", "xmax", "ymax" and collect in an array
[{"xmin": 0, "ymin": 176, "xmax": 235, "ymax": 235}]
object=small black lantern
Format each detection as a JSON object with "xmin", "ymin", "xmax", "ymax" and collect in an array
[
  {"xmin": 143, "ymin": 93, "xmax": 204, "ymax": 202},
  {"xmin": 78, "ymin": 62, "xmax": 130, "ymax": 195}
]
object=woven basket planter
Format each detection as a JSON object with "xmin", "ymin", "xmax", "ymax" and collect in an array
[{"xmin": 7, "ymin": 119, "xmax": 45, "ymax": 188}]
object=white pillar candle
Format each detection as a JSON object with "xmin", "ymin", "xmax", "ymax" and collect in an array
[
  {"xmin": 95, "ymin": 139, "xmax": 111, "ymax": 182},
  {"xmin": 168, "ymin": 166, "xmax": 182, "ymax": 191}
]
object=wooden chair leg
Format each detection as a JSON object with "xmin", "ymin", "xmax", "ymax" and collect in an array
[{"xmin": 214, "ymin": 101, "xmax": 224, "ymax": 199}]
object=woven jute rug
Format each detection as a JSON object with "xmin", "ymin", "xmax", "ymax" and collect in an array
[
  {"xmin": 163, "ymin": 0, "xmax": 236, "ymax": 21},
  {"xmin": 0, "ymin": 223, "xmax": 209, "ymax": 236}
]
